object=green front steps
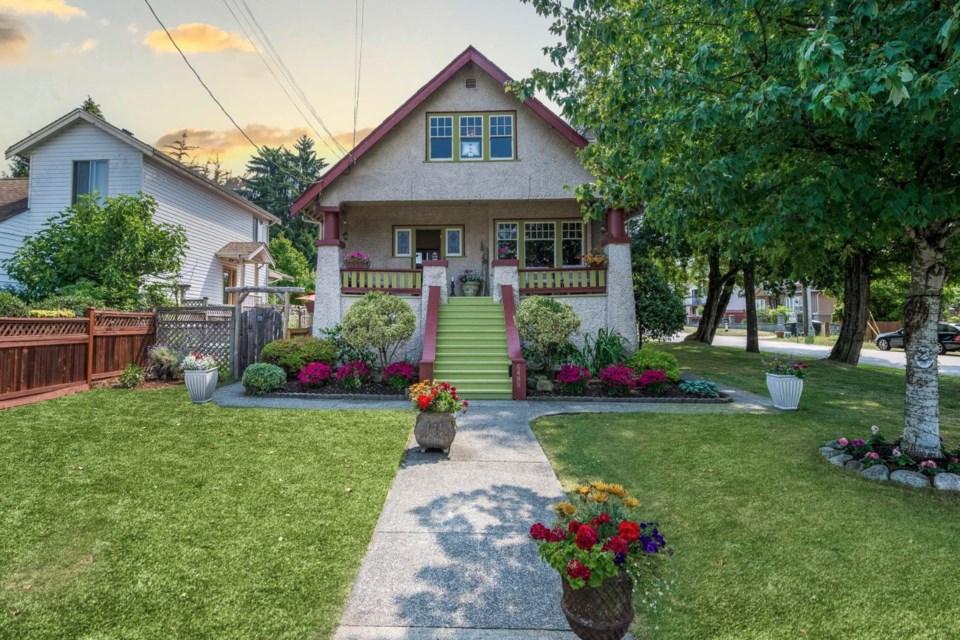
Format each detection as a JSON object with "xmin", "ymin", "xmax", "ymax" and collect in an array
[{"xmin": 433, "ymin": 297, "xmax": 513, "ymax": 400}]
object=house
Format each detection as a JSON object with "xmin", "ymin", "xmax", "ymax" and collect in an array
[
  {"xmin": 685, "ymin": 284, "xmax": 836, "ymax": 325},
  {"xmin": 2, "ymin": 109, "xmax": 280, "ymax": 306},
  {"xmin": 291, "ymin": 46, "xmax": 638, "ymax": 399}
]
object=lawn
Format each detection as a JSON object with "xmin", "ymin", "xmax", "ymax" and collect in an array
[
  {"xmin": 0, "ymin": 387, "xmax": 409, "ymax": 640},
  {"xmin": 532, "ymin": 343, "xmax": 960, "ymax": 640}
]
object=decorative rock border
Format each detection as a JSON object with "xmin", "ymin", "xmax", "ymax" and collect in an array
[{"xmin": 819, "ymin": 442, "xmax": 960, "ymax": 492}]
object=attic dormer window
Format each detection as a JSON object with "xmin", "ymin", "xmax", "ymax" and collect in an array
[{"xmin": 426, "ymin": 112, "xmax": 516, "ymax": 162}]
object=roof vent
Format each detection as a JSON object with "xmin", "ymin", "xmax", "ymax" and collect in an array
[
  {"xmin": 465, "ymin": 78, "xmax": 477, "ymax": 89},
  {"xmin": 121, "ymin": 128, "xmax": 135, "ymax": 136}
]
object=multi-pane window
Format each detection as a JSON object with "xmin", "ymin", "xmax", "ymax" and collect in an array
[
  {"xmin": 459, "ymin": 115, "xmax": 484, "ymax": 160},
  {"xmin": 496, "ymin": 222, "xmax": 519, "ymax": 260},
  {"xmin": 428, "ymin": 116, "xmax": 453, "ymax": 160},
  {"xmin": 524, "ymin": 222, "xmax": 556, "ymax": 268},
  {"xmin": 489, "ymin": 115, "xmax": 514, "ymax": 160},
  {"xmin": 72, "ymin": 160, "xmax": 108, "ymax": 204},
  {"xmin": 561, "ymin": 222, "xmax": 584, "ymax": 266}
]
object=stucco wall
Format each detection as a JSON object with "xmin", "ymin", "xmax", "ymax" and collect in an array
[
  {"xmin": 540, "ymin": 295, "xmax": 609, "ymax": 350},
  {"xmin": 318, "ymin": 62, "xmax": 594, "ymax": 205}
]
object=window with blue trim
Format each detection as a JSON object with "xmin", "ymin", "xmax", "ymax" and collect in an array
[{"xmin": 429, "ymin": 116, "xmax": 453, "ymax": 160}]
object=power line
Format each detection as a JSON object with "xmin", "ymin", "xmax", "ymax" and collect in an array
[{"xmin": 353, "ymin": 0, "xmax": 366, "ymax": 149}]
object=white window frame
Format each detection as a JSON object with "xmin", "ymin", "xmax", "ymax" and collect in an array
[
  {"xmin": 445, "ymin": 227, "xmax": 464, "ymax": 257},
  {"xmin": 489, "ymin": 114, "xmax": 515, "ymax": 160},
  {"xmin": 394, "ymin": 228, "xmax": 412, "ymax": 257},
  {"xmin": 72, "ymin": 159, "xmax": 109, "ymax": 204},
  {"xmin": 428, "ymin": 116, "xmax": 454, "ymax": 161}
]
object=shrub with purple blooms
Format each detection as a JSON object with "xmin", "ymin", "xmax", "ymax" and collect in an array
[
  {"xmin": 335, "ymin": 360, "xmax": 372, "ymax": 390},
  {"xmin": 556, "ymin": 364, "xmax": 591, "ymax": 395},
  {"xmin": 638, "ymin": 369, "xmax": 668, "ymax": 395},
  {"xmin": 598, "ymin": 364, "xmax": 638, "ymax": 396},
  {"xmin": 298, "ymin": 362, "xmax": 332, "ymax": 388},
  {"xmin": 384, "ymin": 361, "xmax": 418, "ymax": 391}
]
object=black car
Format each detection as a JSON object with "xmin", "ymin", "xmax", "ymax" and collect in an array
[{"xmin": 875, "ymin": 323, "xmax": 960, "ymax": 355}]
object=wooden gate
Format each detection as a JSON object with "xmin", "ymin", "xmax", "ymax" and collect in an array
[{"xmin": 236, "ymin": 307, "xmax": 285, "ymax": 373}]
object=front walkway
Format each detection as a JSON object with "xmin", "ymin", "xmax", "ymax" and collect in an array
[{"xmin": 214, "ymin": 384, "xmax": 773, "ymax": 639}]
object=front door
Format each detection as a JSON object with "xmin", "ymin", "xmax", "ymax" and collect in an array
[
  {"xmin": 222, "ymin": 266, "xmax": 238, "ymax": 305},
  {"xmin": 414, "ymin": 228, "xmax": 442, "ymax": 267}
]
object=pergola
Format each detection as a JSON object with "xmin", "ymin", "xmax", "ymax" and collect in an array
[{"xmin": 224, "ymin": 286, "xmax": 306, "ymax": 376}]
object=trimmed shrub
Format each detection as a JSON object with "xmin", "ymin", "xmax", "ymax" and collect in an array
[
  {"xmin": 148, "ymin": 345, "xmax": 181, "ymax": 380},
  {"xmin": 118, "ymin": 364, "xmax": 144, "ymax": 388},
  {"xmin": 31, "ymin": 293, "xmax": 102, "ymax": 317},
  {"xmin": 628, "ymin": 349, "xmax": 680, "ymax": 383},
  {"xmin": 298, "ymin": 362, "xmax": 333, "ymax": 388},
  {"xmin": 0, "ymin": 291, "xmax": 29, "ymax": 317},
  {"xmin": 341, "ymin": 292, "xmax": 417, "ymax": 371},
  {"xmin": 260, "ymin": 337, "xmax": 336, "ymax": 377},
  {"xmin": 242, "ymin": 363, "xmax": 286, "ymax": 395},
  {"xmin": 28, "ymin": 309, "xmax": 76, "ymax": 318},
  {"xmin": 515, "ymin": 296, "xmax": 581, "ymax": 370}
]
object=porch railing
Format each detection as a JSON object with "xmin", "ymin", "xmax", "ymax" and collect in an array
[
  {"xmin": 341, "ymin": 268, "xmax": 423, "ymax": 295},
  {"xmin": 519, "ymin": 267, "xmax": 607, "ymax": 295}
]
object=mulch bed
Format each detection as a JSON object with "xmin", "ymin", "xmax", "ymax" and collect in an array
[
  {"xmin": 276, "ymin": 380, "xmax": 405, "ymax": 398},
  {"xmin": 528, "ymin": 382, "xmax": 732, "ymax": 403}
]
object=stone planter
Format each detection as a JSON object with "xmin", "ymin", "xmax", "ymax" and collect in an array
[
  {"xmin": 561, "ymin": 571, "xmax": 634, "ymax": 640},
  {"xmin": 344, "ymin": 262, "xmax": 369, "ymax": 269},
  {"xmin": 184, "ymin": 367, "xmax": 218, "ymax": 404},
  {"xmin": 461, "ymin": 281, "xmax": 482, "ymax": 296},
  {"xmin": 414, "ymin": 412, "xmax": 456, "ymax": 452},
  {"xmin": 766, "ymin": 373, "xmax": 804, "ymax": 410}
]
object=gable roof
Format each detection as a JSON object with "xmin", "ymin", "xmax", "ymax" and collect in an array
[
  {"xmin": 290, "ymin": 45, "xmax": 588, "ymax": 215},
  {"xmin": 4, "ymin": 109, "xmax": 280, "ymax": 224},
  {"xmin": 215, "ymin": 241, "xmax": 275, "ymax": 265},
  {"xmin": 0, "ymin": 178, "xmax": 29, "ymax": 223}
]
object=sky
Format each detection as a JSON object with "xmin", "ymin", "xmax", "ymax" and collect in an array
[{"xmin": 0, "ymin": 0, "xmax": 561, "ymax": 175}]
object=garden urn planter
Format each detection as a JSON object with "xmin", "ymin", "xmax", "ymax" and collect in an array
[
  {"xmin": 185, "ymin": 367, "xmax": 218, "ymax": 404},
  {"xmin": 414, "ymin": 412, "xmax": 456, "ymax": 452},
  {"xmin": 561, "ymin": 571, "xmax": 634, "ymax": 640},
  {"xmin": 461, "ymin": 281, "xmax": 482, "ymax": 297},
  {"xmin": 766, "ymin": 373, "xmax": 803, "ymax": 411}
]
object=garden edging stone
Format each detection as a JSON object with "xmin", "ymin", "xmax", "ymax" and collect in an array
[
  {"xmin": 828, "ymin": 454, "xmax": 852, "ymax": 467},
  {"xmin": 889, "ymin": 470, "xmax": 931, "ymax": 489},
  {"xmin": 861, "ymin": 465, "xmax": 890, "ymax": 481},
  {"xmin": 933, "ymin": 473, "xmax": 960, "ymax": 492}
]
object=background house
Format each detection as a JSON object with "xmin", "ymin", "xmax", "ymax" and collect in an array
[
  {"xmin": 685, "ymin": 284, "xmax": 837, "ymax": 326},
  {"xmin": 2, "ymin": 109, "xmax": 279, "ymax": 306}
]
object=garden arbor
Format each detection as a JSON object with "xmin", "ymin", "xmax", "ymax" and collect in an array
[{"xmin": 225, "ymin": 286, "xmax": 305, "ymax": 377}]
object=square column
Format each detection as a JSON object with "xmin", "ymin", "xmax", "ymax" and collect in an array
[
  {"xmin": 602, "ymin": 208, "xmax": 638, "ymax": 352},
  {"xmin": 491, "ymin": 259, "xmax": 520, "ymax": 307},
  {"xmin": 312, "ymin": 238, "xmax": 344, "ymax": 336},
  {"xmin": 420, "ymin": 259, "xmax": 448, "ymax": 324}
]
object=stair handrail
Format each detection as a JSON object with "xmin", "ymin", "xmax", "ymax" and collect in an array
[
  {"xmin": 419, "ymin": 285, "xmax": 441, "ymax": 383},
  {"xmin": 500, "ymin": 284, "xmax": 527, "ymax": 400}
]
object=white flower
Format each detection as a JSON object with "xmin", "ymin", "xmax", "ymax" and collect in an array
[{"xmin": 871, "ymin": 425, "xmax": 880, "ymax": 435}]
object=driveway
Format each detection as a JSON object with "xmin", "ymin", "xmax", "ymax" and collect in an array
[{"xmin": 698, "ymin": 335, "xmax": 960, "ymax": 377}]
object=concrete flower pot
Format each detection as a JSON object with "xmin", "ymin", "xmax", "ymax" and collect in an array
[
  {"xmin": 766, "ymin": 373, "xmax": 804, "ymax": 411},
  {"xmin": 185, "ymin": 368, "xmax": 218, "ymax": 404},
  {"xmin": 414, "ymin": 412, "xmax": 456, "ymax": 452},
  {"xmin": 461, "ymin": 281, "xmax": 482, "ymax": 296},
  {"xmin": 561, "ymin": 571, "xmax": 634, "ymax": 640}
]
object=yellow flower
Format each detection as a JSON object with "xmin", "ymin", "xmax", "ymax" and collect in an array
[
  {"xmin": 590, "ymin": 491, "xmax": 609, "ymax": 504},
  {"xmin": 576, "ymin": 484, "xmax": 592, "ymax": 495},
  {"xmin": 606, "ymin": 483, "xmax": 627, "ymax": 498},
  {"xmin": 623, "ymin": 497, "xmax": 640, "ymax": 508},
  {"xmin": 590, "ymin": 480, "xmax": 610, "ymax": 492},
  {"xmin": 554, "ymin": 501, "xmax": 577, "ymax": 516}
]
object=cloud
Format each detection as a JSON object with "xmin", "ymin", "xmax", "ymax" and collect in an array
[
  {"xmin": 0, "ymin": 13, "xmax": 29, "ymax": 64},
  {"xmin": 127, "ymin": 23, "xmax": 138, "ymax": 34},
  {"xmin": 0, "ymin": 0, "xmax": 85, "ymax": 19},
  {"xmin": 143, "ymin": 23, "xmax": 254, "ymax": 54},
  {"xmin": 52, "ymin": 37, "xmax": 97, "ymax": 55}
]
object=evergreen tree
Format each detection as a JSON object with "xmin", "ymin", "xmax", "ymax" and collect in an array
[
  {"xmin": 6, "ymin": 157, "xmax": 29, "ymax": 178},
  {"xmin": 81, "ymin": 96, "xmax": 104, "ymax": 120}
]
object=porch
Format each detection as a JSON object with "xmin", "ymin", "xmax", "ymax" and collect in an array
[{"xmin": 338, "ymin": 265, "xmax": 607, "ymax": 296}]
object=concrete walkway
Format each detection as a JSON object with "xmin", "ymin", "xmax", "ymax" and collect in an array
[{"xmin": 214, "ymin": 384, "xmax": 773, "ymax": 638}]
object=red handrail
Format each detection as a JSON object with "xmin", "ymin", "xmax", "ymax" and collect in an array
[
  {"xmin": 501, "ymin": 284, "xmax": 526, "ymax": 400},
  {"xmin": 419, "ymin": 286, "xmax": 441, "ymax": 383}
]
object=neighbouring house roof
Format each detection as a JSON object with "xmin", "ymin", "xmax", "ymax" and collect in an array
[
  {"xmin": 215, "ymin": 241, "xmax": 275, "ymax": 265},
  {"xmin": 4, "ymin": 109, "xmax": 280, "ymax": 224},
  {"xmin": 290, "ymin": 45, "xmax": 589, "ymax": 215},
  {"xmin": 0, "ymin": 178, "xmax": 28, "ymax": 223}
]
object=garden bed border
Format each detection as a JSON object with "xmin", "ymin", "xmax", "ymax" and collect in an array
[{"xmin": 525, "ymin": 393, "xmax": 733, "ymax": 404}]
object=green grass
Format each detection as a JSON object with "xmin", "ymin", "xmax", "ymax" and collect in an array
[
  {"xmin": 532, "ymin": 344, "xmax": 960, "ymax": 640},
  {"xmin": 0, "ymin": 388, "xmax": 409, "ymax": 639}
]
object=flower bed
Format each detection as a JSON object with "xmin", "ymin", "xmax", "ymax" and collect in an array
[{"xmin": 530, "ymin": 365, "xmax": 731, "ymax": 403}]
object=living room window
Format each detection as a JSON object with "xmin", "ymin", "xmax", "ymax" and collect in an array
[
  {"xmin": 72, "ymin": 160, "xmax": 108, "ymax": 204},
  {"xmin": 496, "ymin": 219, "xmax": 587, "ymax": 267}
]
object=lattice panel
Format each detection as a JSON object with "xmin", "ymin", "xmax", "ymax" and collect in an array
[
  {"xmin": 156, "ymin": 313, "xmax": 234, "ymax": 367},
  {"xmin": 95, "ymin": 312, "xmax": 156, "ymax": 331},
  {"xmin": 0, "ymin": 319, "xmax": 88, "ymax": 340}
]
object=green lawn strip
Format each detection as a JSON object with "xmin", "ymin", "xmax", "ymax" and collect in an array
[
  {"xmin": 0, "ymin": 387, "xmax": 409, "ymax": 640},
  {"xmin": 532, "ymin": 344, "xmax": 960, "ymax": 640}
]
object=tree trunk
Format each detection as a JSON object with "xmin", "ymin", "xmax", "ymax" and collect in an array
[
  {"xmin": 828, "ymin": 250, "xmax": 871, "ymax": 365},
  {"xmin": 685, "ymin": 252, "xmax": 738, "ymax": 344},
  {"xmin": 743, "ymin": 262, "xmax": 759, "ymax": 353},
  {"xmin": 901, "ymin": 224, "xmax": 954, "ymax": 459}
]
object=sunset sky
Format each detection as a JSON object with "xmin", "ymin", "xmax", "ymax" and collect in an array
[{"xmin": 0, "ymin": 0, "xmax": 560, "ymax": 175}]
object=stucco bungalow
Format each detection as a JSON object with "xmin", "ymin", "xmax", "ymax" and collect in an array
[{"xmin": 291, "ymin": 46, "xmax": 637, "ymax": 399}]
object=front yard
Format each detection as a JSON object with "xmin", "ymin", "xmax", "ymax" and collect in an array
[
  {"xmin": 533, "ymin": 343, "xmax": 960, "ymax": 640},
  {"xmin": 0, "ymin": 388, "xmax": 409, "ymax": 639}
]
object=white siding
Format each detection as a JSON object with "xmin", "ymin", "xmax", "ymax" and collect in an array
[
  {"xmin": 143, "ymin": 157, "xmax": 269, "ymax": 305},
  {"xmin": 0, "ymin": 211, "xmax": 31, "ymax": 285}
]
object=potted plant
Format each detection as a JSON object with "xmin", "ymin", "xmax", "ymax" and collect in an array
[
  {"xmin": 764, "ymin": 355, "xmax": 808, "ymax": 410},
  {"xmin": 458, "ymin": 269, "xmax": 484, "ymax": 296},
  {"xmin": 582, "ymin": 249, "xmax": 608, "ymax": 269},
  {"xmin": 344, "ymin": 251, "xmax": 371, "ymax": 269},
  {"xmin": 182, "ymin": 352, "xmax": 219, "ymax": 403},
  {"xmin": 530, "ymin": 481, "xmax": 670, "ymax": 640},
  {"xmin": 408, "ymin": 380, "xmax": 467, "ymax": 452}
]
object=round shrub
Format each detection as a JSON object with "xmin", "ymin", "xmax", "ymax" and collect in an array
[
  {"xmin": 341, "ymin": 292, "xmax": 416, "ymax": 371},
  {"xmin": 242, "ymin": 363, "xmax": 286, "ymax": 395},
  {"xmin": 118, "ymin": 363, "xmax": 144, "ymax": 389},
  {"xmin": 515, "ymin": 296, "xmax": 581, "ymax": 370},
  {"xmin": 298, "ymin": 362, "xmax": 332, "ymax": 388},
  {"xmin": 628, "ymin": 349, "xmax": 680, "ymax": 383},
  {"xmin": 260, "ymin": 337, "xmax": 336, "ymax": 377},
  {"xmin": 0, "ymin": 291, "xmax": 29, "ymax": 317}
]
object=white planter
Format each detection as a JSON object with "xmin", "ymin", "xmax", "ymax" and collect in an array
[
  {"xmin": 185, "ymin": 367, "xmax": 219, "ymax": 404},
  {"xmin": 766, "ymin": 373, "xmax": 804, "ymax": 410}
]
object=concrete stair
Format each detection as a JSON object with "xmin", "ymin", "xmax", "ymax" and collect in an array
[{"xmin": 432, "ymin": 297, "xmax": 512, "ymax": 400}]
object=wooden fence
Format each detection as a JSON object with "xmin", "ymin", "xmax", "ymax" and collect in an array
[{"xmin": 0, "ymin": 309, "xmax": 156, "ymax": 409}]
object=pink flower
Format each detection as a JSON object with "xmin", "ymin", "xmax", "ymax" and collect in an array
[
  {"xmin": 838, "ymin": 438, "xmax": 849, "ymax": 447},
  {"xmin": 864, "ymin": 452, "xmax": 880, "ymax": 460},
  {"xmin": 920, "ymin": 460, "xmax": 938, "ymax": 469}
]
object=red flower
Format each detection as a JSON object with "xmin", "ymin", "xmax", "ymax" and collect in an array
[
  {"xmin": 548, "ymin": 527, "xmax": 567, "ymax": 542},
  {"xmin": 618, "ymin": 520, "xmax": 641, "ymax": 542},
  {"xmin": 565, "ymin": 559, "xmax": 591, "ymax": 581},
  {"xmin": 574, "ymin": 524, "xmax": 598, "ymax": 550},
  {"xmin": 529, "ymin": 523, "xmax": 550, "ymax": 541},
  {"xmin": 590, "ymin": 513, "xmax": 611, "ymax": 527},
  {"xmin": 568, "ymin": 520, "xmax": 582, "ymax": 534},
  {"xmin": 463, "ymin": 401, "xmax": 469, "ymax": 407},
  {"xmin": 418, "ymin": 395, "xmax": 432, "ymax": 411},
  {"xmin": 603, "ymin": 535, "xmax": 630, "ymax": 555}
]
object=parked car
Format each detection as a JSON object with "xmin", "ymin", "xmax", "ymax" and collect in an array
[{"xmin": 875, "ymin": 324, "xmax": 960, "ymax": 355}]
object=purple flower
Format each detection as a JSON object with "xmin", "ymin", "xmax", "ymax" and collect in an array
[
  {"xmin": 851, "ymin": 439, "xmax": 865, "ymax": 446},
  {"xmin": 892, "ymin": 447, "xmax": 902, "ymax": 457}
]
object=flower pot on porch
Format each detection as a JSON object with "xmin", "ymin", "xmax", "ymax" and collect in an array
[
  {"xmin": 414, "ymin": 412, "xmax": 456, "ymax": 452},
  {"xmin": 560, "ymin": 571, "xmax": 634, "ymax": 640},
  {"xmin": 185, "ymin": 367, "xmax": 219, "ymax": 404},
  {"xmin": 766, "ymin": 373, "xmax": 804, "ymax": 411},
  {"xmin": 461, "ymin": 281, "xmax": 482, "ymax": 296}
]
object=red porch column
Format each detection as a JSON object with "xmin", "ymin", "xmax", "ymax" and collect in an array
[
  {"xmin": 317, "ymin": 206, "xmax": 344, "ymax": 248},
  {"xmin": 602, "ymin": 208, "xmax": 630, "ymax": 246}
]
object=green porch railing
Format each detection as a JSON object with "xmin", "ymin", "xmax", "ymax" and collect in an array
[
  {"xmin": 341, "ymin": 269, "xmax": 423, "ymax": 295},
  {"xmin": 518, "ymin": 267, "xmax": 607, "ymax": 295}
]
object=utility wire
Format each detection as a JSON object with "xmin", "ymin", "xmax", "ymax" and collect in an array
[{"xmin": 352, "ymin": 0, "xmax": 366, "ymax": 149}]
